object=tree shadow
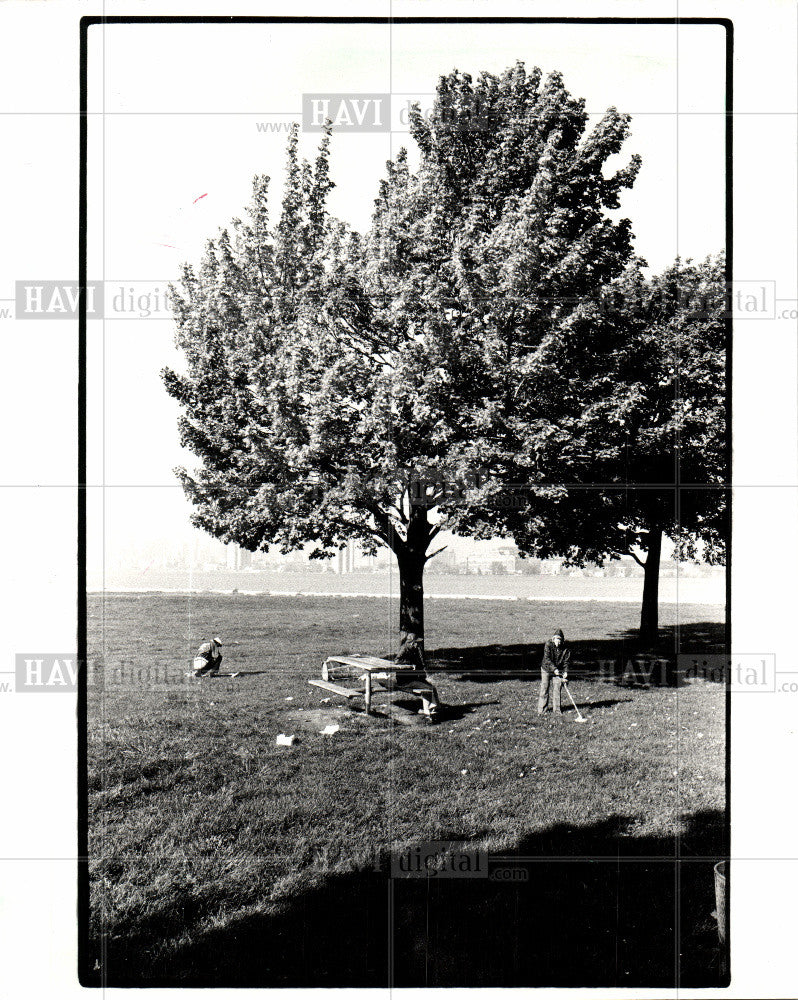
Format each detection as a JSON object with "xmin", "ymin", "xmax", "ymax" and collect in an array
[
  {"xmin": 347, "ymin": 699, "xmax": 500, "ymax": 725},
  {"xmin": 387, "ymin": 698, "xmax": 501, "ymax": 722},
  {"xmin": 562, "ymin": 696, "xmax": 633, "ymax": 712},
  {"xmin": 87, "ymin": 808, "xmax": 728, "ymax": 988},
  {"xmin": 429, "ymin": 621, "xmax": 727, "ymax": 687},
  {"xmin": 193, "ymin": 670, "xmax": 272, "ymax": 678}
]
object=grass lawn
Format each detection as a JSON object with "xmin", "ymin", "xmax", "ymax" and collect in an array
[{"xmin": 86, "ymin": 592, "xmax": 727, "ymax": 988}]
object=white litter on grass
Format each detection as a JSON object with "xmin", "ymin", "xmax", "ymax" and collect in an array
[
  {"xmin": 285, "ymin": 696, "xmax": 294, "ymax": 701},
  {"xmin": 320, "ymin": 724, "xmax": 340, "ymax": 735},
  {"xmin": 461, "ymin": 769, "xmax": 468, "ymax": 775},
  {"xmin": 276, "ymin": 734, "xmax": 296, "ymax": 746},
  {"xmin": 320, "ymin": 698, "xmax": 331, "ymax": 704}
]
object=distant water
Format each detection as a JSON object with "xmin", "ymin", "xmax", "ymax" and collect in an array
[{"xmin": 88, "ymin": 568, "xmax": 724, "ymax": 606}]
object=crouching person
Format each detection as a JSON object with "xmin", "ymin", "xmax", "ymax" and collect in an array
[
  {"xmin": 537, "ymin": 628, "xmax": 570, "ymax": 716},
  {"xmin": 393, "ymin": 639, "xmax": 440, "ymax": 718},
  {"xmin": 193, "ymin": 637, "xmax": 223, "ymax": 676},
  {"xmin": 414, "ymin": 676, "xmax": 440, "ymax": 719},
  {"xmin": 392, "ymin": 668, "xmax": 440, "ymax": 719}
]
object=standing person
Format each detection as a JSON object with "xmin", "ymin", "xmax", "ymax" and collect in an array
[
  {"xmin": 193, "ymin": 636, "xmax": 223, "ymax": 676},
  {"xmin": 538, "ymin": 628, "xmax": 570, "ymax": 716}
]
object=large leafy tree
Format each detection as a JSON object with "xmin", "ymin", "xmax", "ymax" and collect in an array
[
  {"xmin": 461, "ymin": 255, "xmax": 728, "ymax": 645},
  {"xmin": 164, "ymin": 63, "xmax": 641, "ymax": 663}
]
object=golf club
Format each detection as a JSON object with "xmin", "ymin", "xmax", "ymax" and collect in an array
[{"xmin": 563, "ymin": 680, "xmax": 588, "ymax": 723}]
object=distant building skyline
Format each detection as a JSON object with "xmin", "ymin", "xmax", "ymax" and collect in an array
[{"xmin": 92, "ymin": 527, "xmax": 722, "ymax": 579}]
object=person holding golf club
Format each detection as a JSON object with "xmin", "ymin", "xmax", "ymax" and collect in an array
[
  {"xmin": 537, "ymin": 628, "xmax": 570, "ymax": 716},
  {"xmin": 193, "ymin": 636, "xmax": 223, "ymax": 676}
]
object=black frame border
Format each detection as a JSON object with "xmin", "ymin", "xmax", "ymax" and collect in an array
[{"xmin": 78, "ymin": 14, "xmax": 733, "ymax": 987}]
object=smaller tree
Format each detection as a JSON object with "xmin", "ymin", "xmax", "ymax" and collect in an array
[{"xmin": 458, "ymin": 255, "xmax": 728, "ymax": 645}]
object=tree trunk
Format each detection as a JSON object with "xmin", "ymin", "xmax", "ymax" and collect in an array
[
  {"xmin": 397, "ymin": 549, "xmax": 426, "ymax": 667},
  {"xmin": 395, "ymin": 504, "xmax": 430, "ymax": 667},
  {"xmin": 639, "ymin": 526, "xmax": 663, "ymax": 646}
]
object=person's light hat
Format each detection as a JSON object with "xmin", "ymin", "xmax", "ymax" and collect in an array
[{"xmin": 212, "ymin": 637, "xmax": 223, "ymax": 645}]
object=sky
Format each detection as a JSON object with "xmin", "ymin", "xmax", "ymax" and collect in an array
[{"xmin": 85, "ymin": 20, "xmax": 727, "ymax": 567}]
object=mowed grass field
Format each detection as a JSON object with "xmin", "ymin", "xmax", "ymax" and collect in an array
[{"xmin": 86, "ymin": 592, "xmax": 727, "ymax": 988}]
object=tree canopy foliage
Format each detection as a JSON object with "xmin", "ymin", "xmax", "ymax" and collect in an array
[{"xmin": 164, "ymin": 62, "xmax": 724, "ymax": 654}]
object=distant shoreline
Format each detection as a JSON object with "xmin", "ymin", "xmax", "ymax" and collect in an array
[
  {"xmin": 87, "ymin": 587, "xmax": 723, "ymax": 606},
  {"xmin": 87, "ymin": 567, "xmax": 724, "ymax": 607}
]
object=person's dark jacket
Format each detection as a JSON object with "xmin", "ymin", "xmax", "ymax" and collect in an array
[
  {"xmin": 541, "ymin": 640, "xmax": 570, "ymax": 675},
  {"xmin": 196, "ymin": 640, "xmax": 222, "ymax": 669}
]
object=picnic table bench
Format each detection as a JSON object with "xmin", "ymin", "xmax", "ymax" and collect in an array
[{"xmin": 309, "ymin": 654, "xmax": 438, "ymax": 716}]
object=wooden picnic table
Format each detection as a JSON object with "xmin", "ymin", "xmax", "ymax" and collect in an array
[{"xmin": 309, "ymin": 654, "xmax": 436, "ymax": 715}]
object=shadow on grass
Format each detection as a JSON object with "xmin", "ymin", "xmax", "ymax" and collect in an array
[
  {"xmin": 345, "ymin": 698, "xmax": 500, "ymax": 725},
  {"xmin": 86, "ymin": 808, "xmax": 728, "ymax": 989},
  {"xmin": 394, "ymin": 698, "xmax": 501, "ymax": 722},
  {"xmin": 430, "ymin": 620, "xmax": 727, "ymax": 685},
  {"xmin": 202, "ymin": 670, "xmax": 272, "ymax": 677},
  {"xmin": 562, "ymin": 696, "xmax": 633, "ymax": 713}
]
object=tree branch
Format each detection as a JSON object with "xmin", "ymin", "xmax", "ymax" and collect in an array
[
  {"xmin": 425, "ymin": 545, "xmax": 448, "ymax": 562},
  {"xmin": 332, "ymin": 517, "xmax": 386, "ymax": 547},
  {"xmin": 388, "ymin": 489, "xmax": 409, "ymax": 525}
]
